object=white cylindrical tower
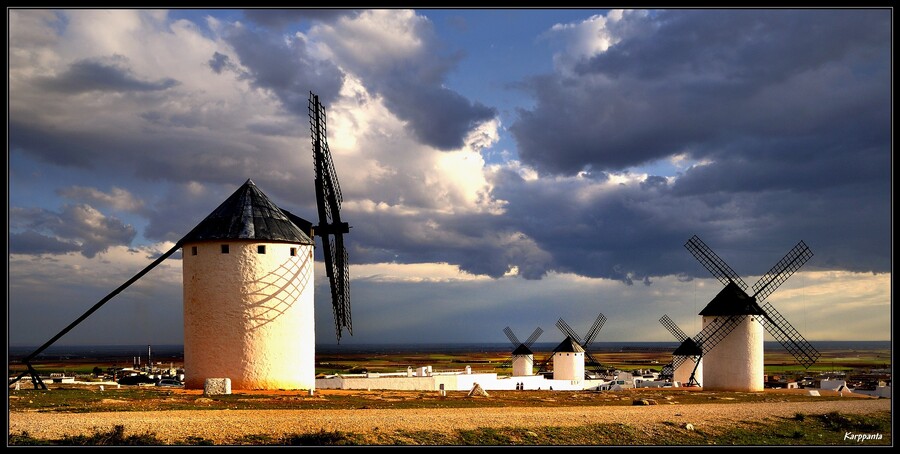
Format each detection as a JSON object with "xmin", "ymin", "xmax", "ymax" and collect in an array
[
  {"xmin": 701, "ymin": 315, "xmax": 764, "ymax": 391},
  {"xmin": 673, "ymin": 356, "xmax": 703, "ymax": 386},
  {"xmin": 551, "ymin": 337, "xmax": 585, "ymax": 381},
  {"xmin": 671, "ymin": 337, "xmax": 703, "ymax": 386},
  {"xmin": 181, "ymin": 180, "xmax": 317, "ymax": 390},
  {"xmin": 511, "ymin": 354, "xmax": 534, "ymax": 377},
  {"xmin": 698, "ymin": 281, "xmax": 765, "ymax": 391}
]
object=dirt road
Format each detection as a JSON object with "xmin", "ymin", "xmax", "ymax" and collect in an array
[{"xmin": 8, "ymin": 398, "xmax": 890, "ymax": 445}]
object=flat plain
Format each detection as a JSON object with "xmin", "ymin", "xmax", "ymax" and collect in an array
[{"xmin": 7, "ymin": 345, "xmax": 892, "ymax": 446}]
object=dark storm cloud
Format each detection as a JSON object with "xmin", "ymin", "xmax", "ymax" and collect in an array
[
  {"xmin": 36, "ymin": 57, "xmax": 179, "ymax": 93},
  {"xmin": 9, "ymin": 231, "xmax": 80, "ymax": 255},
  {"xmin": 218, "ymin": 23, "xmax": 344, "ymax": 115},
  {"xmin": 242, "ymin": 9, "xmax": 359, "ymax": 29},
  {"xmin": 342, "ymin": 151, "xmax": 888, "ymax": 286},
  {"xmin": 511, "ymin": 9, "xmax": 891, "ymax": 176},
  {"xmin": 340, "ymin": 207, "xmax": 554, "ymax": 281},
  {"xmin": 9, "ymin": 116, "xmax": 283, "ymax": 184},
  {"xmin": 381, "ymin": 83, "xmax": 497, "ymax": 150},
  {"xmin": 9, "ymin": 120, "xmax": 103, "ymax": 168},
  {"xmin": 9, "ymin": 205, "xmax": 136, "ymax": 258},
  {"xmin": 481, "ymin": 159, "xmax": 891, "ymax": 283}
]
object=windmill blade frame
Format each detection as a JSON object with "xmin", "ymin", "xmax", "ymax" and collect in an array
[
  {"xmin": 659, "ymin": 314, "xmax": 690, "ymax": 343},
  {"xmin": 523, "ymin": 327, "xmax": 544, "ymax": 348},
  {"xmin": 583, "ymin": 313, "xmax": 607, "ymax": 346},
  {"xmin": 685, "ymin": 235, "xmax": 749, "ymax": 290},
  {"xmin": 751, "ymin": 241, "xmax": 813, "ymax": 303},
  {"xmin": 671, "ymin": 352, "xmax": 689, "ymax": 371},
  {"xmin": 309, "ymin": 92, "xmax": 352, "ymax": 342},
  {"xmin": 555, "ymin": 318, "xmax": 584, "ymax": 346},
  {"xmin": 503, "ymin": 326, "xmax": 521, "ymax": 347},
  {"xmin": 584, "ymin": 351, "xmax": 610, "ymax": 375},
  {"xmin": 760, "ymin": 302, "xmax": 821, "ymax": 368},
  {"xmin": 694, "ymin": 315, "xmax": 746, "ymax": 357}
]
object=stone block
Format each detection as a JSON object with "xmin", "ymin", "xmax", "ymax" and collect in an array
[{"xmin": 204, "ymin": 378, "xmax": 232, "ymax": 395}]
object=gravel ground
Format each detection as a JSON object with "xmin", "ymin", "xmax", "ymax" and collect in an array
[{"xmin": 8, "ymin": 398, "xmax": 890, "ymax": 445}]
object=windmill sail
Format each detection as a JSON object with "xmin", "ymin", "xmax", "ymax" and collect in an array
[
  {"xmin": 309, "ymin": 92, "xmax": 352, "ymax": 341},
  {"xmin": 555, "ymin": 318, "xmax": 583, "ymax": 345},
  {"xmin": 584, "ymin": 313, "xmax": 607, "ymax": 345},
  {"xmin": 671, "ymin": 315, "xmax": 745, "ymax": 371},
  {"xmin": 523, "ymin": 327, "xmax": 544, "ymax": 347},
  {"xmin": 659, "ymin": 314, "xmax": 690, "ymax": 343},
  {"xmin": 750, "ymin": 241, "xmax": 813, "ymax": 303},
  {"xmin": 685, "ymin": 235, "xmax": 749, "ymax": 290},
  {"xmin": 760, "ymin": 302, "xmax": 820, "ymax": 368},
  {"xmin": 503, "ymin": 326, "xmax": 522, "ymax": 347}
]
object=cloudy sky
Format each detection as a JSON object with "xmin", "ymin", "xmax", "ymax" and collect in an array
[{"xmin": 8, "ymin": 8, "xmax": 891, "ymax": 349}]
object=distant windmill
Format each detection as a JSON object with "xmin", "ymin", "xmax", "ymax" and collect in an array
[
  {"xmin": 9, "ymin": 91, "xmax": 352, "ymax": 391},
  {"xmin": 659, "ymin": 314, "xmax": 703, "ymax": 387},
  {"xmin": 538, "ymin": 313, "xmax": 608, "ymax": 379},
  {"xmin": 503, "ymin": 326, "xmax": 543, "ymax": 377},
  {"xmin": 682, "ymin": 235, "xmax": 820, "ymax": 391}
]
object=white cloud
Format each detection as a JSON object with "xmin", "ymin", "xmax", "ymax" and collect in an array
[
  {"xmin": 544, "ymin": 9, "xmax": 649, "ymax": 73},
  {"xmin": 326, "ymin": 76, "xmax": 502, "ymax": 216},
  {"xmin": 58, "ymin": 186, "xmax": 146, "ymax": 212},
  {"xmin": 349, "ymin": 262, "xmax": 492, "ymax": 283},
  {"xmin": 307, "ymin": 9, "xmax": 430, "ymax": 71}
]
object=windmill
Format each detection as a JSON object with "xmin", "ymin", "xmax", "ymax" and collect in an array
[
  {"xmin": 682, "ymin": 235, "xmax": 820, "ymax": 391},
  {"xmin": 9, "ymin": 91, "xmax": 351, "ymax": 391},
  {"xmin": 658, "ymin": 314, "xmax": 703, "ymax": 387},
  {"xmin": 538, "ymin": 313, "xmax": 608, "ymax": 379},
  {"xmin": 503, "ymin": 326, "xmax": 543, "ymax": 377}
]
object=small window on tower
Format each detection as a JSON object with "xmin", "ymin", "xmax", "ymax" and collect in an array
[
  {"xmin": 290, "ymin": 247, "xmax": 297, "ymax": 256},
  {"xmin": 221, "ymin": 244, "xmax": 229, "ymax": 254},
  {"xmin": 258, "ymin": 245, "xmax": 266, "ymax": 254},
  {"xmin": 191, "ymin": 246, "xmax": 197, "ymax": 256}
]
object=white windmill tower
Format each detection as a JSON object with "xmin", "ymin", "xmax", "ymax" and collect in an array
[
  {"xmin": 537, "ymin": 314, "xmax": 607, "ymax": 381},
  {"xmin": 659, "ymin": 314, "xmax": 703, "ymax": 386},
  {"xmin": 683, "ymin": 235, "xmax": 820, "ymax": 392},
  {"xmin": 550, "ymin": 337, "xmax": 585, "ymax": 381},
  {"xmin": 180, "ymin": 179, "xmax": 318, "ymax": 390},
  {"xmin": 503, "ymin": 326, "xmax": 543, "ymax": 376},
  {"xmin": 8, "ymin": 92, "xmax": 352, "ymax": 391}
]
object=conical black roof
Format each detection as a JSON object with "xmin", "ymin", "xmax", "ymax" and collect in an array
[
  {"xmin": 553, "ymin": 336, "xmax": 585, "ymax": 353},
  {"xmin": 699, "ymin": 281, "xmax": 765, "ymax": 316},
  {"xmin": 180, "ymin": 179, "xmax": 314, "ymax": 244},
  {"xmin": 512, "ymin": 344, "xmax": 533, "ymax": 355},
  {"xmin": 673, "ymin": 337, "xmax": 702, "ymax": 356}
]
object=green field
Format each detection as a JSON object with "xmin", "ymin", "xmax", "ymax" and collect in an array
[{"xmin": 10, "ymin": 346, "xmax": 891, "ymax": 380}]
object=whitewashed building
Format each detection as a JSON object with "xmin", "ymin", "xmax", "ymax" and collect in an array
[
  {"xmin": 698, "ymin": 282, "xmax": 765, "ymax": 392},
  {"xmin": 181, "ymin": 180, "xmax": 317, "ymax": 391}
]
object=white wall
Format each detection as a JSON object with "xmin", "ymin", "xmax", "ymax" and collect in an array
[
  {"xmin": 701, "ymin": 315, "xmax": 764, "ymax": 391},
  {"xmin": 183, "ymin": 241, "xmax": 315, "ymax": 390},
  {"xmin": 674, "ymin": 356, "xmax": 703, "ymax": 386},
  {"xmin": 552, "ymin": 352, "xmax": 584, "ymax": 381},
  {"xmin": 852, "ymin": 386, "xmax": 891, "ymax": 398},
  {"xmin": 512, "ymin": 354, "xmax": 534, "ymax": 376},
  {"xmin": 315, "ymin": 372, "xmax": 604, "ymax": 391},
  {"xmin": 820, "ymin": 379, "xmax": 848, "ymax": 391}
]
